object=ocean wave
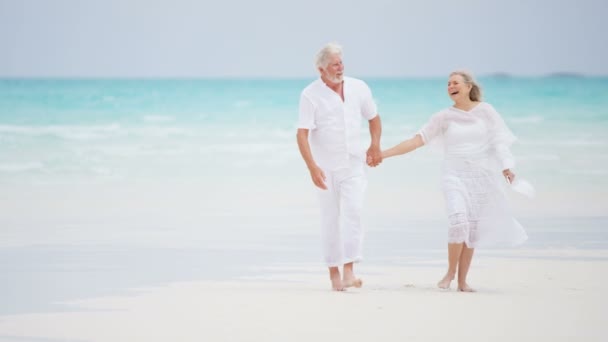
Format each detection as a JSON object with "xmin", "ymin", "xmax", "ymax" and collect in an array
[
  {"xmin": 231, "ymin": 157, "xmax": 294, "ymax": 168},
  {"xmin": 201, "ymin": 142, "xmax": 293, "ymax": 154},
  {"xmin": 143, "ymin": 115, "xmax": 176, "ymax": 123},
  {"xmin": 562, "ymin": 169, "xmax": 608, "ymax": 176},
  {"xmin": 507, "ymin": 116, "xmax": 544, "ymax": 124},
  {"xmin": 517, "ymin": 154, "xmax": 561, "ymax": 161},
  {"xmin": 86, "ymin": 144, "xmax": 189, "ymax": 157},
  {"xmin": 522, "ymin": 139, "xmax": 607, "ymax": 147},
  {"xmin": 234, "ymin": 100, "xmax": 252, "ymax": 108},
  {"xmin": 0, "ymin": 162, "xmax": 44, "ymax": 172},
  {"xmin": 0, "ymin": 124, "xmax": 196, "ymax": 140},
  {"xmin": 132, "ymin": 126, "xmax": 191, "ymax": 138},
  {"xmin": 0, "ymin": 124, "xmax": 122, "ymax": 140},
  {"xmin": 271, "ymin": 128, "xmax": 294, "ymax": 139}
]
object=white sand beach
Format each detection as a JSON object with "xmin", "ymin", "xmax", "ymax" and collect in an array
[
  {"xmin": 2, "ymin": 1, "xmax": 608, "ymax": 340},
  {"xmin": 0, "ymin": 250, "xmax": 606, "ymax": 342}
]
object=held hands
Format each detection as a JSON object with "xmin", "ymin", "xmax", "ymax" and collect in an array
[
  {"xmin": 309, "ymin": 165, "xmax": 327, "ymax": 190},
  {"xmin": 366, "ymin": 145, "xmax": 383, "ymax": 167},
  {"xmin": 503, "ymin": 169, "xmax": 515, "ymax": 184}
]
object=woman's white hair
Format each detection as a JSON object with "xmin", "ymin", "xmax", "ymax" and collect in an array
[{"xmin": 315, "ymin": 42, "xmax": 343, "ymax": 70}]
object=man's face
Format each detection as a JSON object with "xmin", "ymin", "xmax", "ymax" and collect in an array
[{"xmin": 320, "ymin": 54, "xmax": 344, "ymax": 84}]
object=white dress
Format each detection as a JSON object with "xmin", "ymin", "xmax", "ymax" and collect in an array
[{"xmin": 418, "ymin": 102, "xmax": 528, "ymax": 248}]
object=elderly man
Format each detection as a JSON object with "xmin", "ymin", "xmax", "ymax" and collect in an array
[{"xmin": 296, "ymin": 42, "xmax": 382, "ymax": 291}]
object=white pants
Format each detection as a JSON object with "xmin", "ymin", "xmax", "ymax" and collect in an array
[{"xmin": 318, "ymin": 157, "xmax": 367, "ymax": 267}]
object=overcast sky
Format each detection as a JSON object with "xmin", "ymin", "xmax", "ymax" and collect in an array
[{"xmin": 1, "ymin": 0, "xmax": 606, "ymax": 78}]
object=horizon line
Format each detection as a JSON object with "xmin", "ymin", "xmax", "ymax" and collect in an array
[{"xmin": 1, "ymin": 72, "xmax": 606, "ymax": 81}]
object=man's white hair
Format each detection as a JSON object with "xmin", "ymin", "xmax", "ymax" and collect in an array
[{"xmin": 315, "ymin": 42, "xmax": 343, "ymax": 70}]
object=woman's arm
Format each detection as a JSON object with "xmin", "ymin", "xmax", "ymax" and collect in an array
[{"xmin": 382, "ymin": 134, "xmax": 424, "ymax": 159}]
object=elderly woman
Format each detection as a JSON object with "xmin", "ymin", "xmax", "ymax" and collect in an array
[{"xmin": 378, "ymin": 71, "xmax": 528, "ymax": 292}]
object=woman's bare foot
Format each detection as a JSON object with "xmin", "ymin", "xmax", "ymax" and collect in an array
[
  {"xmin": 457, "ymin": 283, "xmax": 475, "ymax": 292},
  {"xmin": 331, "ymin": 274, "xmax": 345, "ymax": 291},
  {"xmin": 437, "ymin": 273, "xmax": 455, "ymax": 289},
  {"xmin": 343, "ymin": 277, "xmax": 363, "ymax": 288}
]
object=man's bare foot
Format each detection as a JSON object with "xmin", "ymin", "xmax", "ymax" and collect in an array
[
  {"xmin": 331, "ymin": 274, "xmax": 345, "ymax": 291},
  {"xmin": 343, "ymin": 277, "xmax": 363, "ymax": 288},
  {"xmin": 457, "ymin": 283, "xmax": 475, "ymax": 292},
  {"xmin": 437, "ymin": 274, "xmax": 455, "ymax": 289}
]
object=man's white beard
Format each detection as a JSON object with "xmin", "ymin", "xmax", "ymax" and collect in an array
[{"xmin": 327, "ymin": 74, "xmax": 343, "ymax": 84}]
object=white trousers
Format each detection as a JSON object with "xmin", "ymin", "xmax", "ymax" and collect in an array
[{"xmin": 318, "ymin": 157, "xmax": 367, "ymax": 267}]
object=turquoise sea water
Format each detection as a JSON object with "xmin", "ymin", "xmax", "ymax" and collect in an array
[
  {"xmin": 1, "ymin": 77, "xmax": 607, "ymax": 233},
  {"xmin": 0, "ymin": 77, "xmax": 607, "ymax": 315},
  {"xmin": 1, "ymin": 77, "xmax": 607, "ymax": 239},
  {"xmin": 1, "ymin": 77, "xmax": 606, "ymax": 176},
  {"xmin": 1, "ymin": 77, "xmax": 607, "ymax": 204}
]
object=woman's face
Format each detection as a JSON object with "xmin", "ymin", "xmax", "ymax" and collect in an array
[{"xmin": 447, "ymin": 74, "xmax": 472, "ymax": 102}]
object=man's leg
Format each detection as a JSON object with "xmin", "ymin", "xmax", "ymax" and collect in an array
[
  {"xmin": 328, "ymin": 267, "xmax": 343, "ymax": 291},
  {"xmin": 318, "ymin": 169, "xmax": 343, "ymax": 290},
  {"xmin": 340, "ymin": 158, "xmax": 366, "ymax": 288}
]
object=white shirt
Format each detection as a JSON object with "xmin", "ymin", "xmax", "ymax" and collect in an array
[
  {"xmin": 418, "ymin": 102, "xmax": 516, "ymax": 170},
  {"xmin": 298, "ymin": 77, "xmax": 377, "ymax": 170}
]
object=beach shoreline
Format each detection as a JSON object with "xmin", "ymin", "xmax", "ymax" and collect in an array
[{"xmin": 0, "ymin": 250, "xmax": 606, "ymax": 342}]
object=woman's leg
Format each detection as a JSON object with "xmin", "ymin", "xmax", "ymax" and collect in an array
[
  {"xmin": 439, "ymin": 211, "xmax": 469, "ymax": 289},
  {"xmin": 457, "ymin": 245, "xmax": 475, "ymax": 292},
  {"xmin": 438, "ymin": 242, "xmax": 464, "ymax": 289},
  {"xmin": 457, "ymin": 220, "xmax": 477, "ymax": 291}
]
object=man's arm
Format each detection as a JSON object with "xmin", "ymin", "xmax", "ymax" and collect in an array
[
  {"xmin": 366, "ymin": 115, "xmax": 382, "ymax": 167},
  {"xmin": 297, "ymin": 129, "xmax": 327, "ymax": 190}
]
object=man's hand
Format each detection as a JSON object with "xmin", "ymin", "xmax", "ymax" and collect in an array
[
  {"xmin": 309, "ymin": 165, "xmax": 327, "ymax": 190},
  {"xmin": 366, "ymin": 145, "xmax": 383, "ymax": 167}
]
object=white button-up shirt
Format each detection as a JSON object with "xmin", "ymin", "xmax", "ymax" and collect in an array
[{"xmin": 298, "ymin": 76, "xmax": 378, "ymax": 170}]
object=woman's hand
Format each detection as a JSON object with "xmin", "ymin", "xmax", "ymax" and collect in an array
[
  {"xmin": 503, "ymin": 169, "xmax": 515, "ymax": 184},
  {"xmin": 366, "ymin": 144, "xmax": 383, "ymax": 167}
]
